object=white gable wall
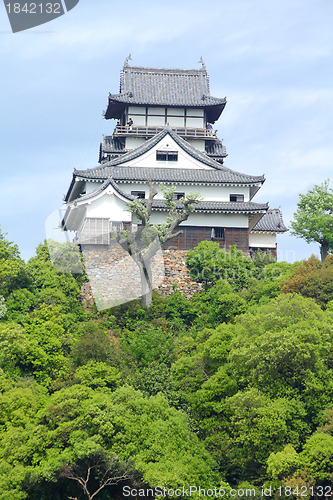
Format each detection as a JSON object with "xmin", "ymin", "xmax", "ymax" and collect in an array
[
  {"xmin": 249, "ymin": 232, "xmax": 276, "ymax": 248},
  {"xmin": 85, "ymin": 193, "xmax": 131, "ymax": 222},
  {"xmin": 122, "ymin": 135, "xmax": 212, "ymax": 170}
]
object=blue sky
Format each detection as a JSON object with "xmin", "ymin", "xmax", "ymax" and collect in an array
[{"xmin": 1, "ymin": 0, "xmax": 332, "ymax": 262}]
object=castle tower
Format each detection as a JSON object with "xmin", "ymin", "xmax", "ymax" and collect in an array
[
  {"xmin": 99, "ymin": 58, "xmax": 227, "ymax": 164},
  {"xmin": 63, "ymin": 58, "xmax": 287, "ymax": 257}
]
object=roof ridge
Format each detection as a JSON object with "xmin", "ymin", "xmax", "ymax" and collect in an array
[{"xmin": 124, "ymin": 65, "xmax": 207, "ymax": 75}]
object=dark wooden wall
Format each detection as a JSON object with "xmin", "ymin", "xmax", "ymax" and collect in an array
[
  {"xmin": 163, "ymin": 226, "xmax": 249, "ymax": 252},
  {"xmin": 224, "ymin": 228, "xmax": 249, "ymax": 253}
]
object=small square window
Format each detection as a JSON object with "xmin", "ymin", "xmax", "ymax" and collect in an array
[
  {"xmin": 156, "ymin": 151, "xmax": 178, "ymax": 161},
  {"xmin": 174, "ymin": 192, "xmax": 185, "ymax": 200},
  {"xmin": 131, "ymin": 191, "xmax": 145, "ymax": 199},
  {"xmin": 230, "ymin": 194, "xmax": 244, "ymax": 202}
]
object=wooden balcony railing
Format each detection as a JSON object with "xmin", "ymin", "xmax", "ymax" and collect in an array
[{"xmin": 113, "ymin": 125, "xmax": 218, "ymax": 139}]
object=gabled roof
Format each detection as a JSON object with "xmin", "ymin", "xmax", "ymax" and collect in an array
[
  {"xmin": 65, "ymin": 129, "xmax": 264, "ymax": 202},
  {"xmin": 67, "ymin": 127, "xmax": 264, "ymax": 199},
  {"xmin": 251, "ymin": 208, "xmax": 288, "ymax": 233},
  {"xmin": 105, "ymin": 64, "xmax": 226, "ymax": 122}
]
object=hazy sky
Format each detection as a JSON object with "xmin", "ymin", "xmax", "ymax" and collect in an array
[{"xmin": 1, "ymin": 0, "xmax": 332, "ymax": 262}]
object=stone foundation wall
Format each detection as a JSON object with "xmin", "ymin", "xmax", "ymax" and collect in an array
[
  {"xmin": 159, "ymin": 249, "xmax": 203, "ymax": 298},
  {"xmin": 80, "ymin": 246, "xmax": 202, "ymax": 308},
  {"xmin": 80, "ymin": 243, "xmax": 165, "ymax": 309}
]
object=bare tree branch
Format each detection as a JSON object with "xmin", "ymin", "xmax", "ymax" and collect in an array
[{"xmin": 61, "ymin": 458, "xmax": 131, "ymax": 500}]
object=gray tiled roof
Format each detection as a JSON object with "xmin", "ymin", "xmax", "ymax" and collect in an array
[
  {"xmin": 71, "ymin": 178, "xmax": 268, "ymax": 214},
  {"xmin": 76, "ymin": 166, "xmax": 264, "ymax": 185},
  {"xmin": 251, "ymin": 208, "xmax": 288, "ymax": 233},
  {"xmin": 99, "ymin": 136, "xmax": 127, "ymax": 163},
  {"xmin": 152, "ymin": 199, "xmax": 268, "ymax": 213},
  {"xmin": 206, "ymin": 140, "xmax": 227, "ymax": 158},
  {"xmin": 105, "ymin": 65, "xmax": 226, "ymax": 121},
  {"xmin": 74, "ymin": 126, "xmax": 264, "ymax": 185},
  {"xmin": 113, "ymin": 65, "xmax": 226, "ymax": 107},
  {"xmin": 101, "ymin": 136, "xmax": 125, "ymax": 153}
]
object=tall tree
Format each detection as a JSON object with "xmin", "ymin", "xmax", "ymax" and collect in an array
[
  {"xmin": 290, "ymin": 180, "xmax": 333, "ymax": 262},
  {"xmin": 116, "ymin": 184, "xmax": 199, "ymax": 306}
]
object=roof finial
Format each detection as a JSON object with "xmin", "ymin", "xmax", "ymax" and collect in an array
[
  {"xmin": 198, "ymin": 56, "xmax": 206, "ymax": 71},
  {"xmin": 124, "ymin": 54, "xmax": 132, "ymax": 67}
]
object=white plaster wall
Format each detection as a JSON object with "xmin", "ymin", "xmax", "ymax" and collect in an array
[
  {"xmin": 187, "ymin": 109, "xmax": 204, "ymax": 117},
  {"xmin": 148, "ymin": 107, "xmax": 165, "ymax": 115},
  {"xmin": 249, "ymin": 232, "xmax": 276, "ymax": 248},
  {"xmin": 168, "ymin": 116, "xmax": 185, "ymax": 127},
  {"xmin": 147, "ymin": 115, "xmax": 165, "ymax": 126},
  {"xmin": 119, "ymin": 183, "xmax": 250, "ymax": 202},
  {"xmin": 85, "ymin": 193, "xmax": 132, "ymax": 222},
  {"xmin": 187, "ymin": 139, "xmax": 205, "ymax": 151},
  {"xmin": 131, "ymin": 115, "xmax": 146, "ymax": 126},
  {"xmin": 122, "ymin": 135, "xmax": 211, "ymax": 170},
  {"xmin": 77, "ymin": 190, "xmax": 251, "ymax": 230},
  {"xmin": 128, "ymin": 106, "xmax": 146, "ymax": 115},
  {"xmin": 167, "ymin": 108, "xmax": 185, "ymax": 116},
  {"xmin": 186, "ymin": 117, "xmax": 205, "ymax": 127},
  {"xmin": 150, "ymin": 211, "xmax": 249, "ymax": 228},
  {"xmin": 86, "ymin": 181, "xmax": 103, "ymax": 194},
  {"xmin": 125, "ymin": 137, "xmax": 146, "ymax": 149}
]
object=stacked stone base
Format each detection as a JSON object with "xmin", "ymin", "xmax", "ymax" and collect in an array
[
  {"xmin": 158, "ymin": 249, "xmax": 202, "ymax": 299},
  {"xmin": 80, "ymin": 247, "xmax": 202, "ymax": 309}
]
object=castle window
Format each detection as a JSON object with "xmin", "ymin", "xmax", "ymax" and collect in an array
[
  {"xmin": 156, "ymin": 151, "xmax": 178, "ymax": 161},
  {"xmin": 131, "ymin": 191, "xmax": 145, "ymax": 199},
  {"xmin": 230, "ymin": 194, "xmax": 244, "ymax": 202},
  {"xmin": 211, "ymin": 227, "xmax": 225, "ymax": 239},
  {"xmin": 174, "ymin": 192, "xmax": 185, "ymax": 200}
]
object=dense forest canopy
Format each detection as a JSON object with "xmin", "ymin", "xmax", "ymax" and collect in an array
[{"xmin": 0, "ymin": 229, "xmax": 332, "ymax": 499}]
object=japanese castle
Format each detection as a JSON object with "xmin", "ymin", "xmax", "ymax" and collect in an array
[{"xmin": 63, "ymin": 57, "xmax": 287, "ymax": 257}]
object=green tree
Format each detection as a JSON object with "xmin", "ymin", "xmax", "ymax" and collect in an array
[
  {"xmin": 267, "ymin": 444, "xmax": 301, "ymax": 481},
  {"xmin": 228, "ymin": 295, "xmax": 333, "ymax": 420},
  {"xmin": 241, "ymin": 261, "xmax": 297, "ymax": 309},
  {"xmin": 186, "ymin": 242, "xmax": 257, "ymax": 290},
  {"xmin": 121, "ymin": 324, "xmax": 175, "ymax": 367},
  {"xmin": 0, "ymin": 384, "xmax": 218, "ymax": 498},
  {"xmin": 216, "ymin": 389, "xmax": 308, "ymax": 482},
  {"xmin": 27, "ymin": 242, "xmax": 84, "ymax": 317},
  {"xmin": 0, "ymin": 228, "xmax": 32, "ymax": 297},
  {"xmin": 290, "ymin": 179, "xmax": 333, "ymax": 262},
  {"xmin": 281, "ymin": 255, "xmax": 333, "ymax": 309},
  {"xmin": 4, "ymin": 289, "xmax": 36, "ymax": 321},
  {"xmin": 0, "ymin": 296, "xmax": 7, "ymax": 319}
]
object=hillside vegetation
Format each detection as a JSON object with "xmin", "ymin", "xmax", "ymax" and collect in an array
[{"xmin": 0, "ymin": 232, "xmax": 332, "ymax": 499}]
